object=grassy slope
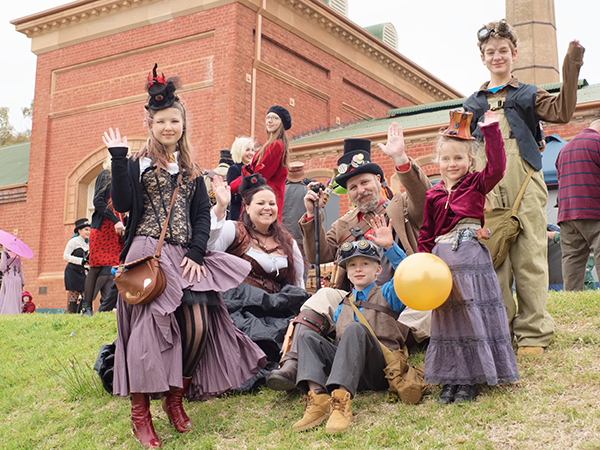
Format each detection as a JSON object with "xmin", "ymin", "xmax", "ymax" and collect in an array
[{"xmin": 0, "ymin": 290, "xmax": 599, "ymax": 450}]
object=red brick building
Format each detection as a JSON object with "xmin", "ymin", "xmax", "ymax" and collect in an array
[{"xmin": 4, "ymin": 0, "xmax": 460, "ymax": 309}]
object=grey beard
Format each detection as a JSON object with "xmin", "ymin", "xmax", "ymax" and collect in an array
[{"xmin": 356, "ymin": 194, "xmax": 380, "ymax": 214}]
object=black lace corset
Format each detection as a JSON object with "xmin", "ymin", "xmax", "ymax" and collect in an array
[{"xmin": 136, "ymin": 168, "xmax": 196, "ymax": 247}]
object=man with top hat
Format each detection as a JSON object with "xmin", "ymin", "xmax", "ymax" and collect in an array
[{"xmin": 266, "ymin": 122, "xmax": 432, "ymax": 393}]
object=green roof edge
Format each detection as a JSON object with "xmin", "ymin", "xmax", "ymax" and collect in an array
[{"xmin": 386, "ymin": 79, "xmax": 590, "ymax": 117}]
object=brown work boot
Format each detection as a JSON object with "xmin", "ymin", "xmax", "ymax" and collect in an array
[
  {"xmin": 517, "ymin": 346, "xmax": 544, "ymax": 357},
  {"xmin": 325, "ymin": 389, "xmax": 352, "ymax": 434},
  {"xmin": 292, "ymin": 391, "xmax": 330, "ymax": 432},
  {"xmin": 266, "ymin": 359, "xmax": 298, "ymax": 391}
]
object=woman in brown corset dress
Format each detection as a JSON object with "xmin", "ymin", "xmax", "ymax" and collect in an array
[{"xmin": 209, "ymin": 174, "xmax": 310, "ymax": 388}]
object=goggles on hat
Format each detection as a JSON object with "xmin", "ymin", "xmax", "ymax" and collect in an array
[
  {"xmin": 338, "ymin": 153, "xmax": 367, "ymax": 175},
  {"xmin": 339, "ymin": 239, "xmax": 378, "ymax": 261},
  {"xmin": 477, "ymin": 19, "xmax": 510, "ymax": 43}
]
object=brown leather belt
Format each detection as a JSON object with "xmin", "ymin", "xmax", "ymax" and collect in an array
[{"xmin": 293, "ymin": 311, "xmax": 329, "ymax": 335}]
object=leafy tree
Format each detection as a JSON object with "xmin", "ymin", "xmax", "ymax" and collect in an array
[{"xmin": 0, "ymin": 104, "xmax": 31, "ymax": 147}]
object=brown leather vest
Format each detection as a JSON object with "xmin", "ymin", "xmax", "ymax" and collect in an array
[{"xmin": 336, "ymin": 286, "xmax": 405, "ymax": 351}]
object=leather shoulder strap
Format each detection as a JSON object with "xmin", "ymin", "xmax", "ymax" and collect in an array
[
  {"xmin": 348, "ymin": 293, "xmax": 392, "ymax": 359},
  {"xmin": 343, "ymin": 297, "xmax": 399, "ymax": 320},
  {"xmin": 154, "ymin": 173, "xmax": 182, "ymax": 258}
]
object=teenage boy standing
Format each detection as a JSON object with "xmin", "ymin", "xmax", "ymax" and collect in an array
[{"xmin": 463, "ymin": 20, "xmax": 584, "ymax": 356}]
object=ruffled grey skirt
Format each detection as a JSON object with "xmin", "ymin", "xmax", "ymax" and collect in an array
[
  {"xmin": 424, "ymin": 241, "xmax": 519, "ymax": 386},
  {"xmin": 113, "ymin": 236, "xmax": 267, "ymax": 400}
]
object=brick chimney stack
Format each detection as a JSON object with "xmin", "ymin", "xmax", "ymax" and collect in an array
[{"xmin": 506, "ymin": 0, "xmax": 560, "ymax": 85}]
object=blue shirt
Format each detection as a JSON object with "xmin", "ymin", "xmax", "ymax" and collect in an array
[{"xmin": 333, "ymin": 242, "xmax": 407, "ymax": 323}]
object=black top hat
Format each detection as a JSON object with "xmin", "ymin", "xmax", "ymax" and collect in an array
[
  {"xmin": 145, "ymin": 63, "xmax": 180, "ymax": 111},
  {"xmin": 337, "ymin": 239, "xmax": 382, "ymax": 269},
  {"xmin": 74, "ymin": 218, "xmax": 91, "ymax": 234},
  {"xmin": 267, "ymin": 105, "xmax": 292, "ymax": 131},
  {"xmin": 219, "ymin": 149, "xmax": 234, "ymax": 164},
  {"xmin": 334, "ymin": 138, "xmax": 384, "ymax": 188}
]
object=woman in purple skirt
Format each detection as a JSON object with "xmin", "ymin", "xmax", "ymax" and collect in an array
[
  {"xmin": 103, "ymin": 65, "xmax": 266, "ymax": 449},
  {"xmin": 418, "ymin": 110, "xmax": 519, "ymax": 405}
]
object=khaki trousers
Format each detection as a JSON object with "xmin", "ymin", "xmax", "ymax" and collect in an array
[{"xmin": 559, "ymin": 219, "xmax": 600, "ymax": 291}]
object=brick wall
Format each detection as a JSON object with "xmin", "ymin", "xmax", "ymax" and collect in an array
[{"xmin": 2, "ymin": 2, "xmax": 425, "ymax": 308}]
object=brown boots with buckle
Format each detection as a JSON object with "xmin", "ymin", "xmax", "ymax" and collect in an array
[{"xmin": 266, "ymin": 359, "xmax": 298, "ymax": 391}]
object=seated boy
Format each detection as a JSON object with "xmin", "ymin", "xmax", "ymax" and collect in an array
[{"xmin": 293, "ymin": 216, "xmax": 407, "ymax": 434}]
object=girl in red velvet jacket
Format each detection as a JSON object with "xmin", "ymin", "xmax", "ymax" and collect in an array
[
  {"xmin": 229, "ymin": 105, "xmax": 291, "ymax": 221},
  {"xmin": 417, "ymin": 110, "xmax": 518, "ymax": 406}
]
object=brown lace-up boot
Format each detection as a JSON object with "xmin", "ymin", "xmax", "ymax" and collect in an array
[
  {"xmin": 292, "ymin": 391, "xmax": 330, "ymax": 432},
  {"xmin": 325, "ymin": 389, "xmax": 352, "ymax": 434}
]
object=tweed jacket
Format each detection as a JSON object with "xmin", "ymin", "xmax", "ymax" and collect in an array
[{"xmin": 299, "ymin": 158, "xmax": 431, "ymax": 265}]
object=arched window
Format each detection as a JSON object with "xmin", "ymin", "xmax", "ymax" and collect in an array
[{"xmin": 64, "ymin": 138, "xmax": 147, "ymax": 225}]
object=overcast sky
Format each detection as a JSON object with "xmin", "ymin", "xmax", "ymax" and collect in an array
[{"xmin": 3, "ymin": 0, "xmax": 598, "ymax": 132}]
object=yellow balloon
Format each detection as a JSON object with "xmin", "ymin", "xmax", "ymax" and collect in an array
[{"xmin": 393, "ymin": 253, "xmax": 453, "ymax": 311}]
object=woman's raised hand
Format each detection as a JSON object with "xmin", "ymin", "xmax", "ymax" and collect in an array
[
  {"xmin": 180, "ymin": 257, "xmax": 207, "ymax": 282},
  {"xmin": 211, "ymin": 176, "xmax": 231, "ymax": 221},
  {"xmin": 368, "ymin": 215, "xmax": 394, "ymax": 251},
  {"xmin": 102, "ymin": 127, "xmax": 128, "ymax": 148},
  {"xmin": 212, "ymin": 176, "xmax": 231, "ymax": 207}
]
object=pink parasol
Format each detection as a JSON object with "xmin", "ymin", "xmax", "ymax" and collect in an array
[{"xmin": 0, "ymin": 229, "xmax": 34, "ymax": 259}]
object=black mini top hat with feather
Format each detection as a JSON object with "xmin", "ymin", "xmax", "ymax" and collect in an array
[{"xmin": 145, "ymin": 63, "xmax": 180, "ymax": 111}]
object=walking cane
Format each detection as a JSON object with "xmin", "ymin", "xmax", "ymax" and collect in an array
[
  {"xmin": 313, "ymin": 198, "xmax": 321, "ymax": 292},
  {"xmin": 311, "ymin": 184, "xmax": 324, "ymax": 292}
]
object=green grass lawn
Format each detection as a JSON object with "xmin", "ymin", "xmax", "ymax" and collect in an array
[{"xmin": 1, "ymin": 290, "xmax": 599, "ymax": 449}]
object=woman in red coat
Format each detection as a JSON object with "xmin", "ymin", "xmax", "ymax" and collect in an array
[{"xmin": 229, "ymin": 105, "xmax": 291, "ymax": 221}]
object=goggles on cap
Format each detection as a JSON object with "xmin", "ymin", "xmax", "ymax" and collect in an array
[
  {"xmin": 339, "ymin": 239, "xmax": 378, "ymax": 261},
  {"xmin": 477, "ymin": 19, "xmax": 510, "ymax": 43}
]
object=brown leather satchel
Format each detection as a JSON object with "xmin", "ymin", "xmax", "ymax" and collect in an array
[
  {"xmin": 114, "ymin": 174, "xmax": 182, "ymax": 305},
  {"xmin": 348, "ymin": 295, "xmax": 428, "ymax": 404},
  {"xmin": 482, "ymin": 168, "xmax": 533, "ymax": 269}
]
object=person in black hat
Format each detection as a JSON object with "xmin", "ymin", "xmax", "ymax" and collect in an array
[
  {"xmin": 267, "ymin": 122, "xmax": 432, "ymax": 394},
  {"xmin": 102, "ymin": 64, "xmax": 266, "ymax": 449},
  {"xmin": 63, "ymin": 218, "xmax": 90, "ymax": 314},
  {"xmin": 228, "ymin": 105, "xmax": 292, "ymax": 222}
]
